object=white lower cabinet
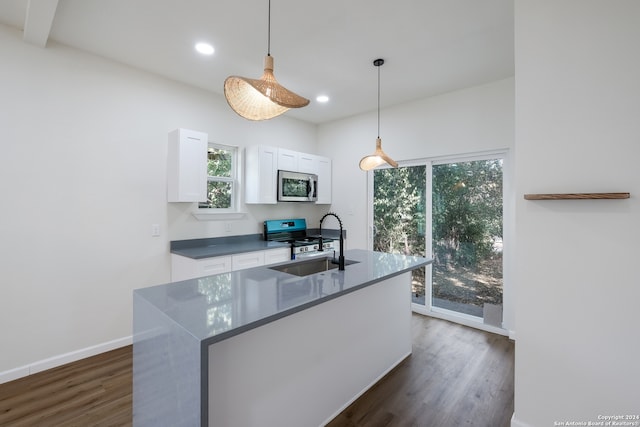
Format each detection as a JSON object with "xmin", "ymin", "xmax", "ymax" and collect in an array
[
  {"xmin": 171, "ymin": 254, "xmax": 232, "ymax": 282},
  {"xmin": 232, "ymin": 251, "xmax": 265, "ymax": 271},
  {"xmin": 171, "ymin": 247, "xmax": 292, "ymax": 281},
  {"xmin": 264, "ymin": 247, "xmax": 292, "ymax": 265}
]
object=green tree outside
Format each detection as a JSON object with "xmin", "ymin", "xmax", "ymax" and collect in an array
[
  {"xmin": 432, "ymin": 160, "xmax": 502, "ymax": 268},
  {"xmin": 373, "ymin": 165, "xmax": 427, "ymax": 302},
  {"xmin": 201, "ymin": 147, "xmax": 233, "ymax": 209},
  {"xmin": 373, "ymin": 159, "xmax": 503, "ymax": 309}
]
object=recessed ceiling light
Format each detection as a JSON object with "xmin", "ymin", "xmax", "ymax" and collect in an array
[
  {"xmin": 316, "ymin": 95, "xmax": 329, "ymax": 103},
  {"xmin": 195, "ymin": 42, "xmax": 214, "ymax": 55}
]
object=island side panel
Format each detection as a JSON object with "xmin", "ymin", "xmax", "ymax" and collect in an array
[
  {"xmin": 133, "ymin": 292, "xmax": 202, "ymax": 427},
  {"xmin": 207, "ymin": 272, "xmax": 412, "ymax": 427}
]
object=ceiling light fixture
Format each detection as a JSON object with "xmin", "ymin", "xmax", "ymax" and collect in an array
[
  {"xmin": 224, "ymin": 0, "xmax": 309, "ymax": 121},
  {"xmin": 195, "ymin": 42, "xmax": 214, "ymax": 55},
  {"xmin": 359, "ymin": 58, "xmax": 398, "ymax": 171},
  {"xmin": 316, "ymin": 95, "xmax": 329, "ymax": 103}
]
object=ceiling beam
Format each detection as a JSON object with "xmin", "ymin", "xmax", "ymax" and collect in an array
[{"xmin": 23, "ymin": 0, "xmax": 59, "ymax": 47}]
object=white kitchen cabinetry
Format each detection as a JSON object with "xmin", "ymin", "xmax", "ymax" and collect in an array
[
  {"xmin": 171, "ymin": 254, "xmax": 232, "ymax": 282},
  {"xmin": 232, "ymin": 251, "xmax": 265, "ymax": 271},
  {"xmin": 245, "ymin": 145, "xmax": 332, "ymax": 204},
  {"xmin": 298, "ymin": 153, "xmax": 317, "ymax": 174},
  {"xmin": 245, "ymin": 145, "xmax": 277, "ymax": 204},
  {"xmin": 264, "ymin": 247, "xmax": 291, "ymax": 265},
  {"xmin": 279, "ymin": 149, "xmax": 316, "ymax": 174},
  {"xmin": 277, "ymin": 148, "xmax": 298, "ymax": 172},
  {"xmin": 315, "ymin": 155, "xmax": 332, "ymax": 204},
  {"xmin": 171, "ymin": 247, "xmax": 292, "ymax": 281},
  {"xmin": 279, "ymin": 149, "xmax": 327, "ymax": 175},
  {"xmin": 167, "ymin": 128, "xmax": 208, "ymax": 202}
]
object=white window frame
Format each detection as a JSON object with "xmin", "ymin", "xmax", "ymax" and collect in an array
[{"xmin": 192, "ymin": 142, "xmax": 246, "ymax": 221}]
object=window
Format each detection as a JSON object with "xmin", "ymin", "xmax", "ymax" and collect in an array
[{"xmin": 198, "ymin": 143, "xmax": 238, "ymax": 211}]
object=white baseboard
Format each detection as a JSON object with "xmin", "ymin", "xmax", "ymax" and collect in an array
[
  {"xmin": 319, "ymin": 351, "xmax": 411, "ymax": 427},
  {"xmin": 0, "ymin": 365, "xmax": 30, "ymax": 384},
  {"xmin": 511, "ymin": 413, "xmax": 532, "ymax": 427},
  {"xmin": 0, "ymin": 336, "xmax": 132, "ymax": 384}
]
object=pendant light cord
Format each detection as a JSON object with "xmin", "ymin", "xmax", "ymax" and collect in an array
[
  {"xmin": 377, "ymin": 63, "xmax": 380, "ymax": 138},
  {"xmin": 267, "ymin": 0, "xmax": 271, "ymax": 56}
]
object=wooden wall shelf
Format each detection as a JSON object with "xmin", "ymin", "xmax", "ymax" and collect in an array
[{"xmin": 524, "ymin": 193, "xmax": 630, "ymax": 200}]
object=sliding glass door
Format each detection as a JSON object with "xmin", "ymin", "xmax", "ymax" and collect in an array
[
  {"xmin": 372, "ymin": 164, "xmax": 427, "ymax": 304},
  {"xmin": 372, "ymin": 155, "xmax": 504, "ymax": 326},
  {"xmin": 431, "ymin": 158, "xmax": 503, "ymax": 322}
]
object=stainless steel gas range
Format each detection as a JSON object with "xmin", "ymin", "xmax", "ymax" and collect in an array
[{"xmin": 264, "ymin": 218, "xmax": 335, "ymax": 259}]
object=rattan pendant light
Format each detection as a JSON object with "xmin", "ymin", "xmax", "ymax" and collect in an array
[
  {"xmin": 224, "ymin": 0, "xmax": 309, "ymax": 121},
  {"xmin": 359, "ymin": 59, "xmax": 398, "ymax": 171}
]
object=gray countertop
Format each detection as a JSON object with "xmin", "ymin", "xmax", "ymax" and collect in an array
[
  {"xmin": 171, "ymin": 240, "xmax": 290, "ymax": 259},
  {"xmin": 135, "ymin": 249, "xmax": 431, "ymax": 346},
  {"xmin": 170, "ymin": 234, "xmax": 290, "ymax": 259},
  {"xmin": 169, "ymin": 230, "xmax": 344, "ymax": 259}
]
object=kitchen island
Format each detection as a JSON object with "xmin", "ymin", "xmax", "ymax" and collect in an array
[{"xmin": 133, "ymin": 249, "xmax": 431, "ymax": 427}]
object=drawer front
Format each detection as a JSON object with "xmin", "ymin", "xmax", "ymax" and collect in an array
[
  {"xmin": 171, "ymin": 254, "xmax": 232, "ymax": 281},
  {"xmin": 172, "ymin": 247, "xmax": 291, "ymax": 281},
  {"xmin": 264, "ymin": 248, "xmax": 291, "ymax": 265},
  {"xmin": 232, "ymin": 251, "xmax": 265, "ymax": 271},
  {"xmin": 197, "ymin": 256, "xmax": 232, "ymax": 276}
]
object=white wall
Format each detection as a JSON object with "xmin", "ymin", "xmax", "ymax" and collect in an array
[
  {"xmin": 513, "ymin": 1, "xmax": 640, "ymax": 426},
  {"xmin": 167, "ymin": 116, "xmax": 325, "ymax": 241},
  {"xmin": 317, "ymin": 78, "xmax": 514, "ymax": 248},
  {"xmin": 0, "ymin": 24, "xmax": 321, "ymax": 376},
  {"xmin": 317, "ymin": 77, "xmax": 515, "ymax": 329}
]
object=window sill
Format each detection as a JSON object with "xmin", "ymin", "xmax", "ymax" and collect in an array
[{"xmin": 191, "ymin": 211, "xmax": 247, "ymax": 221}]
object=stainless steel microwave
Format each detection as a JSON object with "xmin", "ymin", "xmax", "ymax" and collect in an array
[{"xmin": 277, "ymin": 170, "xmax": 318, "ymax": 202}]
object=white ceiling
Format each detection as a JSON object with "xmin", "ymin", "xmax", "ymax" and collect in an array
[{"xmin": 0, "ymin": 0, "xmax": 514, "ymax": 124}]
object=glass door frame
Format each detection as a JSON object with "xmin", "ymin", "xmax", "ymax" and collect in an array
[{"xmin": 367, "ymin": 150, "xmax": 510, "ymax": 336}]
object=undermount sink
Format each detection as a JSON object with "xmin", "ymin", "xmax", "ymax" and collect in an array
[{"xmin": 269, "ymin": 257, "xmax": 359, "ymax": 277}]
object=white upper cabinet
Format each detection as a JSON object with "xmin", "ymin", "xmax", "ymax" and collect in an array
[
  {"xmin": 298, "ymin": 153, "xmax": 317, "ymax": 174},
  {"xmin": 277, "ymin": 148, "xmax": 298, "ymax": 171},
  {"xmin": 246, "ymin": 145, "xmax": 332, "ymax": 205},
  {"xmin": 245, "ymin": 145, "xmax": 278, "ymax": 204},
  {"xmin": 167, "ymin": 128, "xmax": 208, "ymax": 202},
  {"xmin": 315, "ymin": 155, "xmax": 332, "ymax": 204},
  {"xmin": 278, "ymin": 149, "xmax": 321, "ymax": 175}
]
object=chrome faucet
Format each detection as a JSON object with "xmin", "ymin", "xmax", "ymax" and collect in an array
[{"xmin": 318, "ymin": 212, "xmax": 345, "ymax": 270}]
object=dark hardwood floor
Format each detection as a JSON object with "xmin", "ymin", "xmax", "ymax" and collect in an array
[
  {"xmin": 0, "ymin": 315, "xmax": 513, "ymax": 427},
  {"xmin": 0, "ymin": 346, "xmax": 132, "ymax": 427},
  {"xmin": 327, "ymin": 315, "xmax": 514, "ymax": 427}
]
